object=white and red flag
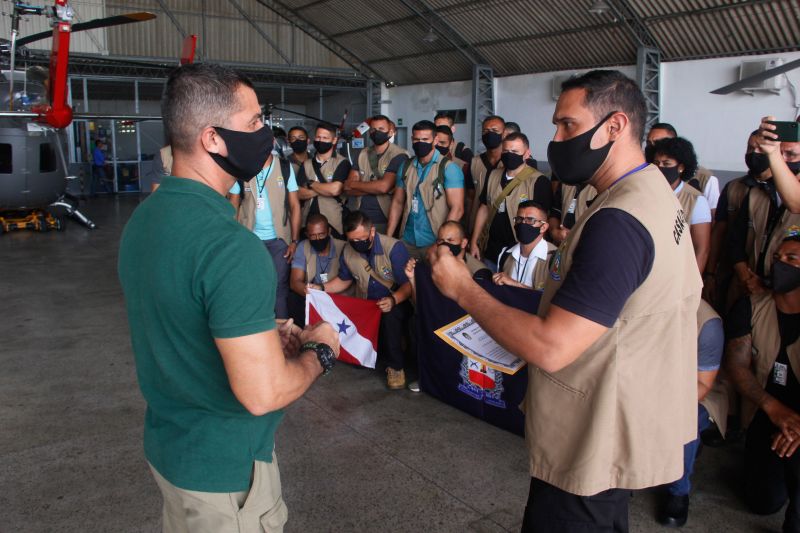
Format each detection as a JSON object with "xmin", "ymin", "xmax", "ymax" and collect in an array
[{"xmin": 305, "ymin": 289, "xmax": 381, "ymax": 368}]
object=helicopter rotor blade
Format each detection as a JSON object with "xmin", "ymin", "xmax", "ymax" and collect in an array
[
  {"xmin": 16, "ymin": 12, "xmax": 156, "ymax": 47},
  {"xmin": 711, "ymin": 58, "xmax": 800, "ymax": 95}
]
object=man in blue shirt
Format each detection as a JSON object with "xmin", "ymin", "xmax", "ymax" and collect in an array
[
  {"xmin": 387, "ymin": 120, "xmax": 464, "ymax": 260},
  {"xmin": 229, "ymin": 153, "xmax": 301, "ymax": 319},
  {"xmin": 90, "ymin": 139, "xmax": 111, "ymax": 195},
  {"xmin": 324, "ymin": 211, "xmax": 413, "ymax": 389}
]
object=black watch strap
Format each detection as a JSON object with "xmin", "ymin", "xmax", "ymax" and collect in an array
[{"xmin": 301, "ymin": 341, "xmax": 336, "ymax": 375}]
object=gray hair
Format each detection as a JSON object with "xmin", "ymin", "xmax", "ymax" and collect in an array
[{"xmin": 162, "ymin": 63, "xmax": 254, "ymax": 153}]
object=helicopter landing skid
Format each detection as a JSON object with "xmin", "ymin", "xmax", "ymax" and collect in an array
[{"xmin": 50, "ymin": 200, "xmax": 97, "ymax": 230}]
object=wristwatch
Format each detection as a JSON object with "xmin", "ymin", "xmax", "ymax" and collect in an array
[{"xmin": 301, "ymin": 342, "xmax": 336, "ymax": 375}]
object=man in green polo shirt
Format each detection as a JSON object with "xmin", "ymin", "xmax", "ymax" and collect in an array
[{"xmin": 118, "ymin": 63, "xmax": 340, "ymax": 533}]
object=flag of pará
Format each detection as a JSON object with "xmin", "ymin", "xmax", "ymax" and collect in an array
[{"xmin": 305, "ymin": 289, "xmax": 381, "ymax": 368}]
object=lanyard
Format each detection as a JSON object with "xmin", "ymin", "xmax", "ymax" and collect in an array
[
  {"xmin": 516, "ymin": 254, "xmax": 533, "ymax": 284},
  {"xmin": 256, "ymin": 159, "xmax": 275, "ymax": 196},
  {"xmin": 609, "ymin": 162, "xmax": 648, "ymax": 188}
]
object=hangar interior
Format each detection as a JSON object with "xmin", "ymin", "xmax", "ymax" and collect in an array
[{"xmin": 1, "ymin": 0, "xmax": 800, "ymax": 532}]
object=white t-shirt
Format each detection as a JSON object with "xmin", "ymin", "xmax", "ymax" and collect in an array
[{"xmin": 702, "ymin": 175, "xmax": 720, "ymax": 211}]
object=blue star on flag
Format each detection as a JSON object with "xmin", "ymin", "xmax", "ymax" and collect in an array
[{"xmin": 337, "ymin": 319, "xmax": 351, "ymax": 335}]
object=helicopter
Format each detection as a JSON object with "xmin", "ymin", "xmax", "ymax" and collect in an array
[{"xmin": 0, "ymin": 0, "xmax": 157, "ymax": 233}]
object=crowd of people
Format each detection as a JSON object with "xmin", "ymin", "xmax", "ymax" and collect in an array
[{"xmin": 119, "ymin": 63, "xmax": 800, "ymax": 533}]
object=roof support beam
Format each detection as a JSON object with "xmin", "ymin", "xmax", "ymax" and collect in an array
[
  {"xmin": 228, "ymin": 0, "xmax": 292, "ymax": 65},
  {"xmin": 471, "ymin": 64, "xmax": 494, "ymax": 153},
  {"xmin": 394, "ymin": 0, "xmax": 488, "ymax": 67},
  {"xmin": 152, "ymin": 0, "xmax": 188, "ymax": 40},
  {"xmin": 252, "ymin": 0, "xmax": 383, "ymax": 80},
  {"xmin": 636, "ymin": 46, "xmax": 661, "ymax": 133}
]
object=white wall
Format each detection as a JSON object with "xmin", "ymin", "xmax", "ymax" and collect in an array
[
  {"xmin": 384, "ymin": 79, "xmax": 473, "ymax": 148},
  {"xmin": 661, "ymin": 52, "xmax": 800, "ymax": 172},
  {"xmin": 496, "ymin": 65, "xmax": 636, "ymax": 165},
  {"xmin": 386, "ymin": 51, "xmax": 800, "ymax": 173}
]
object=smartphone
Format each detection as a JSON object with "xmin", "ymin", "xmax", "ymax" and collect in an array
[{"xmin": 766, "ymin": 120, "xmax": 800, "ymax": 142}]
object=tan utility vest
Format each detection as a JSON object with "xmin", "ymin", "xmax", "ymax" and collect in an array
[
  {"xmin": 302, "ymin": 238, "xmax": 344, "ymax": 283},
  {"xmin": 399, "ymin": 156, "xmax": 453, "ymax": 240},
  {"xmin": 697, "ymin": 300, "xmax": 729, "ymax": 436},
  {"xmin": 301, "ymin": 154, "xmax": 348, "ymax": 236},
  {"xmin": 530, "ymin": 164, "xmax": 701, "ymax": 495},
  {"xmin": 501, "ymin": 241, "xmax": 555, "ymax": 290},
  {"xmin": 560, "ymin": 183, "xmax": 598, "ymax": 227},
  {"xmin": 469, "ymin": 153, "xmax": 503, "ymax": 194},
  {"xmin": 741, "ymin": 292, "xmax": 800, "ymax": 427},
  {"xmin": 237, "ymin": 158, "xmax": 292, "ymax": 244},
  {"xmin": 745, "ymin": 186, "xmax": 800, "ymax": 276},
  {"xmin": 355, "ymin": 143, "xmax": 408, "ymax": 218},
  {"xmin": 479, "ymin": 166, "xmax": 543, "ymax": 251},
  {"xmin": 341, "ymin": 234, "xmax": 400, "ymax": 299},
  {"xmin": 288, "ymin": 154, "xmax": 306, "ymax": 178},
  {"xmin": 676, "ymin": 182, "xmax": 702, "ymax": 222},
  {"xmin": 725, "ymin": 176, "xmax": 753, "ymax": 224},
  {"xmin": 693, "ymin": 166, "xmax": 712, "ymax": 193}
]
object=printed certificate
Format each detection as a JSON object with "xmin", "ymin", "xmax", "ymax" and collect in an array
[{"xmin": 434, "ymin": 314, "xmax": 526, "ymax": 375}]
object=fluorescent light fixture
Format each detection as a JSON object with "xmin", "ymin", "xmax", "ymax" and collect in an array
[
  {"xmin": 588, "ymin": 0, "xmax": 610, "ymax": 15},
  {"xmin": 423, "ymin": 27, "xmax": 438, "ymax": 43}
]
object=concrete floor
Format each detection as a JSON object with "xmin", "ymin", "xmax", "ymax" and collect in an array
[{"xmin": 0, "ymin": 195, "xmax": 785, "ymax": 532}]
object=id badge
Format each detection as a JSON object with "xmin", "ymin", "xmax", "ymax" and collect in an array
[
  {"xmin": 412, "ymin": 196, "xmax": 420, "ymax": 214},
  {"xmin": 256, "ymin": 197, "xmax": 265, "ymax": 210},
  {"xmin": 320, "ymin": 273, "xmax": 329, "ymax": 283},
  {"xmin": 498, "ymin": 201, "xmax": 506, "ymax": 214},
  {"xmin": 774, "ymin": 362, "xmax": 788, "ymax": 386},
  {"xmin": 568, "ymin": 198, "xmax": 577, "ymax": 214}
]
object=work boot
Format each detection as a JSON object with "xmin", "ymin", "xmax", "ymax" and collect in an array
[
  {"xmin": 386, "ymin": 368, "xmax": 406, "ymax": 390},
  {"xmin": 658, "ymin": 494, "xmax": 689, "ymax": 528}
]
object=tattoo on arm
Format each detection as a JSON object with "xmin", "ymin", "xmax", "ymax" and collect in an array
[{"xmin": 726, "ymin": 334, "xmax": 769, "ymax": 408}]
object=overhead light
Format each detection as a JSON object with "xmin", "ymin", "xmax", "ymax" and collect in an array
[
  {"xmin": 588, "ymin": 0, "xmax": 610, "ymax": 15},
  {"xmin": 423, "ymin": 27, "xmax": 438, "ymax": 43}
]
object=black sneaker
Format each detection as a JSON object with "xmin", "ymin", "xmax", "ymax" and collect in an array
[{"xmin": 658, "ymin": 494, "xmax": 689, "ymax": 528}]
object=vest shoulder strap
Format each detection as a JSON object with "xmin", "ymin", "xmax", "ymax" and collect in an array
[
  {"xmin": 279, "ymin": 158, "xmax": 291, "ymax": 226},
  {"xmin": 491, "ymin": 166, "xmax": 535, "ymax": 212}
]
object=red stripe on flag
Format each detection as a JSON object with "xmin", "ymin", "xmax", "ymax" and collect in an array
[{"xmin": 307, "ymin": 301, "xmax": 363, "ymax": 367}]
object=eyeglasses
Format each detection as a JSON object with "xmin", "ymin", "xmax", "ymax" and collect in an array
[{"xmin": 513, "ymin": 216, "xmax": 545, "ymax": 226}]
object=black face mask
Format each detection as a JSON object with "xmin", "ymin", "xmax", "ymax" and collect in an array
[
  {"xmin": 787, "ymin": 161, "xmax": 800, "ymax": 175},
  {"xmin": 209, "ymin": 126, "xmax": 273, "ymax": 180},
  {"xmin": 660, "ymin": 165, "xmax": 682, "ymax": 185},
  {"xmin": 290, "ymin": 139, "xmax": 308, "ymax": 154},
  {"xmin": 413, "ymin": 141, "xmax": 434, "ymax": 159},
  {"xmin": 772, "ymin": 259, "xmax": 800, "ymax": 294},
  {"xmin": 370, "ymin": 130, "xmax": 390, "ymax": 146},
  {"xmin": 501, "ymin": 151, "xmax": 525, "ymax": 171},
  {"xmin": 514, "ymin": 223, "xmax": 541, "ymax": 245},
  {"xmin": 547, "ymin": 112, "xmax": 615, "ymax": 185},
  {"xmin": 482, "ymin": 131, "xmax": 502, "ymax": 150},
  {"xmin": 349, "ymin": 238, "xmax": 372, "ymax": 254},
  {"xmin": 309, "ymin": 236, "xmax": 329, "ymax": 253},
  {"xmin": 439, "ymin": 241, "xmax": 463, "ymax": 257},
  {"xmin": 314, "ymin": 140, "xmax": 333, "ymax": 155},
  {"xmin": 435, "ymin": 145, "xmax": 450, "ymax": 156},
  {"xmin": 745, "ymin": 152, "xmax": 770, "ymax": 175}
]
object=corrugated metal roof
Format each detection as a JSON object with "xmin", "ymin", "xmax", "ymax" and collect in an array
[
  {"xmin": 278, "ymin": 0, "xmax": 800, "ymax": 84},
  {"xmin": 11, "ymin": 0, "xmax": 797, "ymax": 84}
]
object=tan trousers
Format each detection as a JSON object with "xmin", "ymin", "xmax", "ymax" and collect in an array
[{"xmin": 149, "ymin": 454, "xmax": 287, "ymax": 533}]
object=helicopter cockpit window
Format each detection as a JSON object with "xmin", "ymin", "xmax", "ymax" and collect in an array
[
  {"xmin": 0, "ymin": 144, "xmax": 11, "ymax": 173},
  {"xmin": 40, "ymin": 143, "xmax": 57, "ymax": 173}
]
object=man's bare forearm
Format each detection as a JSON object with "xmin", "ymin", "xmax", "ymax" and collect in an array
[{"xmin": 726, "ymin": 335, "xmax": 770, "ymax": 408}]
